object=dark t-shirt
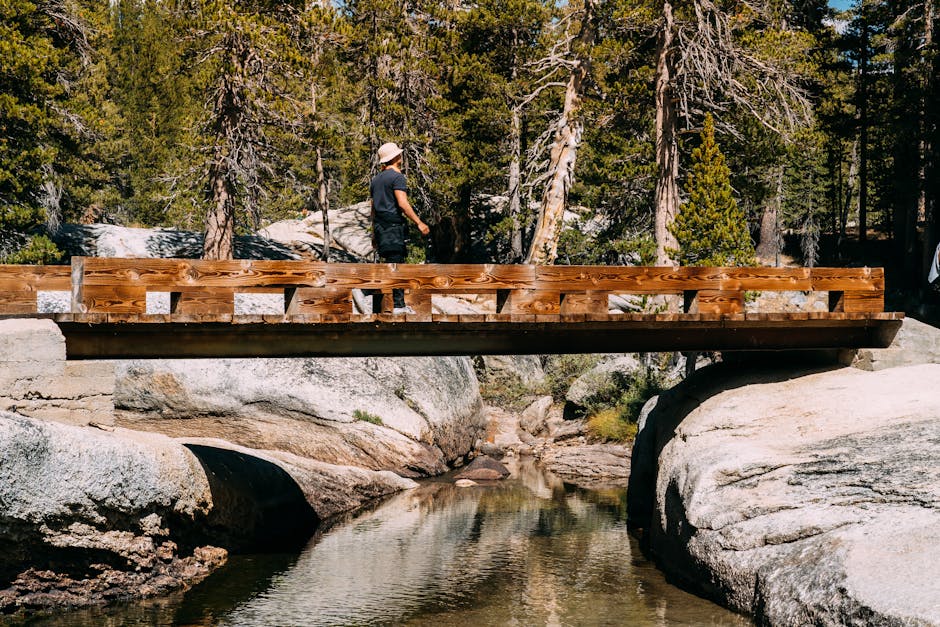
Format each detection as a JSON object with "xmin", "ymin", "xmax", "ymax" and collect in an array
[{"xmin": 370, "ymin": 169, "xmax": 408, "ymax": 226}]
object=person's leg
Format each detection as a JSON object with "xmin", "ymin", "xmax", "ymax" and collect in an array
[{"xmin": 379, "ymin": 251, "xmax": 407, "ymax": 309}]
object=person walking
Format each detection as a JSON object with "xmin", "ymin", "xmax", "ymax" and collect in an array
[{"xmin": 370, "ymin": 142, "xmax": 430, "ymax": 314}]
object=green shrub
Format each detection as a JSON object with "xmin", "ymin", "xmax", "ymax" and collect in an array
[
  {"xmin": 543, "ymin": 354, "xmax": 600, "ymax": 401},
  {"xmin": 478, "ymin": 372, "xmax": 548, "ymax": 412},
  {"xmin": 353, "ymin": 409, "xmax": 383, "ymax": 425},
  {"xmin": 587, "ymin": 408, "xmax": 638, "ymax": 442}
]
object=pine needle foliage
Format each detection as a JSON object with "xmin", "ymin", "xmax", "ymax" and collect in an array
[{"xmin": 669, "ymin": 114, "xmax": 755, "ymax": 267}]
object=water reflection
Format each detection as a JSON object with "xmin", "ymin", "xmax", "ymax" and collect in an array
[{"xmin": 24, "ymin": 461, "xmax": 748, "ymax": 626}]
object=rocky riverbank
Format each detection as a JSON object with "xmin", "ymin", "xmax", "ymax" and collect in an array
[
  {"xmin": 0, "ymin": 318, "xmax": 486, "ymax": 615},
  {"xmin": 628, "ymin": 322, "xmax": 940, "ymax": 625}
]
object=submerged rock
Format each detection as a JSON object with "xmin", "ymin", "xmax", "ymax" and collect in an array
[
  {"xmin": 629, "ymin": 363, "xmax": 940, "ymax": 626},
  {"xmin": 454, "ymin": 456, "xmax": 510, "ymax": 481}
]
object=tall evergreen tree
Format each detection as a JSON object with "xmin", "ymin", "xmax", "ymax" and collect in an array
[
  {"xmin": 669, "ymin": 114, "xmax": 755, "ymax": 267},
  {"xmin": 0, "ymin": 0, "xmax": 76, "ymax": 262}
]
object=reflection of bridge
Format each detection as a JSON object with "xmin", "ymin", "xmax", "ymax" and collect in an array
[{"xmin": 0, "ymin": 258, "xmax": 902, "ymax": 359}]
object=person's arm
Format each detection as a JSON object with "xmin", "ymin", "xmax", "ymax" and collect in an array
[{"xmin": 394, "ymin": 189, "xmax": 430, "ymax": 235}]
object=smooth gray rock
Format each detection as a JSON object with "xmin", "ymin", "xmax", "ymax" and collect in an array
[
  {"xmin": 0, "ymin": 319, "xmax": 115, "ymax": 426},
  {"xmin": 520, "ymin": 395, "xmax": 553, "ymax": 435},
  {"xmin": 0, "ymin": 411, "xmax": 224, "ymax": 611},
  {"xmin": 481, "ymin": 354, "xmax": 547, "ymax": 387},
  {"xmin": 0, "ymin": 318, "xmax": 64, "ymax": 363},
  {"xmin": 845, "ymin": 317, "xmax": 940, "ymax": 371},
  {"xmin": 178, "ymin": 437, "xmax": 418, "ymax": 520},
  {"xmin": 454, "ymin": 456, "xmax": 510, "ymax": 481},
  {"xmin": 539, "ymin": 444, "xmax": 630, "ymax": 484},
  {"xmin": 114, "ymin": 356, "xmax": 485, "ymax": 477},
  {"xmin": 630, "ymin": 363, "xmax": 940, "ymax": 626},
  {"xmin": 565, "ymin": 355, "xmax": 641, "ymax": 408}
]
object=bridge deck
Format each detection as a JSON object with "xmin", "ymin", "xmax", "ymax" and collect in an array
[
  {"xmin": 30, "ymin": 312, "xmax": 900, "ymax": 359},
  {"xmin": 0, "ymin": 258, "xmax": 903, "ymax": 358}
]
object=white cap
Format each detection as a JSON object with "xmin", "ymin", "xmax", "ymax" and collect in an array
[{"xmin": 377, "ymin": 142, "xmax": 403, "ymax": 164}]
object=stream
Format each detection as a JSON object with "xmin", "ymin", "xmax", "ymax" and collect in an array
[{"xmin": 29, "ymin": 460, "xmax": 749, "ymax": 626}]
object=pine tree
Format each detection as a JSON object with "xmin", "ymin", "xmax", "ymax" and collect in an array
[
  {"xmin": 0, "ymin": 0, "xmax": 68, "ymax": 263},
  {"xmin": 669, "ymin": 114, "xmax": 755, "ymax": 267}
]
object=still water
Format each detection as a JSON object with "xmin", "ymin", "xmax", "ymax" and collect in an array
[{"xmin": 32, "ymin": 461, "xmax": 749, "ymax": 626}]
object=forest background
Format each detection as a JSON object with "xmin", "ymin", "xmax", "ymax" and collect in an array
[{"xmin": 1, "ymin": 0, "xmax": 938, "ymax": 312}]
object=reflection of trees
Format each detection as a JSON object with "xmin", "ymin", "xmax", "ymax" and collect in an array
[{"xmin": 61, "ymin": 462, "xmax": 744, "ymax": 626}]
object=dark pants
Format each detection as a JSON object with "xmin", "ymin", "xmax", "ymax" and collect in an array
[{"xmin": 379, "ymin": 250, "xmax": 406, "ymax": 308}]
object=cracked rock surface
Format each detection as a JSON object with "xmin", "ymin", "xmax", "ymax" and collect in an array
[{"xmin": 629, "ymin": 363, "xmax": 940, "ymax": 626}]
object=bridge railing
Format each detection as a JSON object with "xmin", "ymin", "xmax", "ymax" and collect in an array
[{"xmin": 0, "ymin": 257, "xmax": 887, "ymax": 321}]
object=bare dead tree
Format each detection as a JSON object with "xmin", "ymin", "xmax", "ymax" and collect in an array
[
  {"xmin": 654, "ymin": 0, "xmax": 814, "ymax": 265},
  {"xmin": 525, "ymin": 0, "xmax": 598, "ymax": 265}
]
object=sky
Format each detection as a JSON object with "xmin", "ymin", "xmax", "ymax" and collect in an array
[{"xmin": 829, "ymin": 0, "xmax": 853, "ymax": 10}]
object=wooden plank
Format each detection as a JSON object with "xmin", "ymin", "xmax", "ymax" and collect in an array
[
  {"xmin": 485, "ymin": 314, "xmax": 514, "ymax": 322},
  {"xmin": 685, "ymin": 290, "xmax": 744, "ymax": 315},
  {"xmin": 405, "ymin": 291, "xmax": 432, "ymax": 318},
  {"xmin": 431, "ymin": 314, "xmax": 460, "ymax": 322},
  {"xmin": 717, "ymin": 267, "xmax": 811, "ymax": 291},
  {"xmin": 0, "ymin": 264, "xmax": 71, "ymax": 290},
  {"xmin": 171, "ymin": 290, "xmax": 235, "ymax": 315},
  {"xmin": 458, "ymin": 314, "xmax": 486, "ymax": 323},
  {"xmin": 323, "ymin": 263, "xmax": 538, "ymax": 291},
  {"xmin": 536, "ymin": 266, "xmax": 721, "ymax": 292},
  {"xmin": 0, "ymin": 291, "xmax": 38, "ymax": 313},
  {"xmin": 79, "ymin": 258, "xmax": 330, "ymax": 288},
  {"xmin": 811, "ymin": 267, "xmax": 884, "ymax": 291},
  {"xmin": 842, "ymin": 290, "xmax": 885, "ymax": 313},
  {"xmin": 497, "ymin": 290, "xmax": 561, "ymax": 315},
  {"xmin": 285, "ymin": 287, "xmax": 352, "ymax": 315},
  {"xmin": 81, "ymin": 285, "xmax": 146, "ymax": 314},
  {"xmin": 560, "ymin": 291, "xmax": 609, "ymax": 315},
  {"xmin": 285, "ymin": 314, "xmax": 323, "ymax": 324}
]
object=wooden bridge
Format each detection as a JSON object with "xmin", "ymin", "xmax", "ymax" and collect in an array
[{"xmin": 0, "ymin": 258, "xmax": 902, "ymax": 359}]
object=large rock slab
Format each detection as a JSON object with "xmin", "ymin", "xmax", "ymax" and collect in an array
[
  {"xmin": 0, "ymin": 319, "xmax": 115, "ymax": 426},
  {"xmin": 539, "ymin": 444, "xmax": 630, "ymax": 486},
  {"xmin": 844, "ymin": 316, "xmax": 940, "ymax": 371},
  {"xmin": 0, "ymin": 411, "xmax": 223, "ymax": 612},
  {"xmin": 114, "ymin": 356, "xmax": 485, "ymax": 477},
  {"xmin": 629, "ymin": 363, "xmax": 940, "ymax": 626},
  {"xmin": 179, "ymin": 437, "xmax": 418, "ymax": 520}
]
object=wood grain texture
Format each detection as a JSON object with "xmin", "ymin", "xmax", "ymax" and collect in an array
[
  {"xmin": 0, "ymin": 291, "xmax": 38, "ymax": 313},
  {"xmin": 498, "ymin": 290, "xmax": 561, "ymax": 315},
  {"xmin": 81, "ymin": 285, "xmax": 146, "ymax": 314},
  {"xmin": 685, "ymin": 290, "xmax": 744, "ymax": 315},
  {"xmin": 560, "ymin": 291, "xmax": 609, "ymax": 315},
  {"xmin": 0, "ymin": 265, "xmax": 71, "ymax": 290},
  {"xmin": 171, "ymin": 290, "xmax": 236, "ymax": 315},
  {"xmin": 285, "ymin": 287, "xmax": 351, "ymax": 315}
]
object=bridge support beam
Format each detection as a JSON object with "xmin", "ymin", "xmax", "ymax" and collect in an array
[{"xmin": 56, "ymin": 318, "xmax": 903, "ymax": 360}]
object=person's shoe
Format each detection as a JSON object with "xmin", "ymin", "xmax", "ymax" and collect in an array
[{"xmin": 392, "ymin": 306, "xmax": 416, "ymax": 315}]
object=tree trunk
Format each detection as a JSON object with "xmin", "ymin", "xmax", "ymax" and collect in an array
[
  {"xmin": 858, "ymin": 7, "xmax": 870, "ymax": 244},
  {"xmin": 204, "ymin": 158, "xmax": 235, "ymax": 260},
  {"xmin": 843, "ymin": 139, "xmax": 858, "ymax": 242},
  {"xmin": 525, "ymin": 0, "xmax": 596, "ymax": 265},
  {"xmin": 203, "ymin": 41, "xmax": 241, "ymax": 261},
  {"xmin": 654, "ymin": 0, "xmax": 679, "ymax": 267},
  {"xmin": 316, "ymin": 147, "xmax": 331, "ymax": 262},
  {"xmin": 509, "ymin": 107, "xmax": 523, "ymax": 262},
  {"xmin": 924, "ymin": 0, "xmax": 939, "ymax": 280},
  {"xmin": 756, "ymin": 166, "xmax": 783, "ymax": 265}
]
